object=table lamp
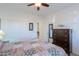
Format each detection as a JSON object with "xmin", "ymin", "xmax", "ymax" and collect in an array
[{"xmin": 0, "ymin": 30, "xmax": 5, "ymax": 40}]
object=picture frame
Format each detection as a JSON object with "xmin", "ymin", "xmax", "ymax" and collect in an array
[
  {"xmin": 49, "ymin": 24, "xmax": 53, "ymax": 38},
  {"xmin": 29, "ymin": 23, "xmax": 33, "ymax": 31}
]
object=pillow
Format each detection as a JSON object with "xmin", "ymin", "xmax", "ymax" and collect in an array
[
  {"xmin": 17, "ymin": 41, "xmax": 33, "ymax": 51},
  {"xmin": 0, "ymin": 41, "xmax": 3, "ymax": 51},
  {"xmin": 1, "ymin": 42, "xmax": 14, "ymax": 52},
  {"xmin": 11, "ymin": 47, "xmax": 25, "ymax": 56},
  {"xmin": 32, "ymin": 43, "xmax": 40, "ymax": 48},
  {"xmin": 0, "ymin": 41, "xmax": 3, "ymax": 47}
]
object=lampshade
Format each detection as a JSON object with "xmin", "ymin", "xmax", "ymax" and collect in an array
[
  {"xmin": 0, "ymin": 30, "xmax": 5, "ymax": 36},
  {"xmin": 0, "ymin": 30, "xmax": 5, "ymax": 40}
]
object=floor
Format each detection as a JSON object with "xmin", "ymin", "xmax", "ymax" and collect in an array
[{"xmin": 70, "ymin": 53, "xmax": 79, "ymax": 56}]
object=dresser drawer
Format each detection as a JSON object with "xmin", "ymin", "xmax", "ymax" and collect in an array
[{"xmin": 53, "ymin": 29, "xmax": 70, "ymax": 55}]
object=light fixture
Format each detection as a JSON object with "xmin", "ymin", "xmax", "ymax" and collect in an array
[
  {"xmin": 0, "ymin": 30, "xmax": 5, "ymax": 40},
  {"xmin": 27, "ymin": 3, "xmax": 49, "ymax": 11},
  {"xmin": 0, "ymin": 19, "xmax": 5, "ymax": 40},
  {"xmin": 35, "ymin": 3, "xmax": 41, "ymax": 7},
  {"xmin": 0, "ymin": 30, "xmax": 5, "ymax": 36}
]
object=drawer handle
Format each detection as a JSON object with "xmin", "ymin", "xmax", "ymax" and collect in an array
[
  {"xmin": 65, "ymin": 35, "xmax": 67, "ymax": 37},
  {"xmin": 65, "ymin": 39, "xmax": 67, "ymax": 42}
]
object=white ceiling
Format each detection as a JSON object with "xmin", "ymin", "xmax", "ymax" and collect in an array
[{"xmin": 0, "ymin": 3, "xmax": 79, "ymax": 17}]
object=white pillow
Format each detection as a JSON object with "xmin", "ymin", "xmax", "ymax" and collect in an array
[{"xmin": 32, "ymin": 43, "xmax": 40, "ymax": 48}]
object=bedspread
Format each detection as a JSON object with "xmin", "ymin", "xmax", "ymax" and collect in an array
[{"xmin": 0, "ymin": 41, "xmax": 67, "ymax": 56}]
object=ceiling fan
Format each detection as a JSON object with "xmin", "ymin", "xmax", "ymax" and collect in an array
[{"xmin": 27, "ymin": 3, "xmax": 49, "ymax": 11}]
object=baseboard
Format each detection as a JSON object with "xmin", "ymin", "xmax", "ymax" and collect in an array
[{"xmin": 71, "ymin": 52, "xmax": 79, "ymax": 56}]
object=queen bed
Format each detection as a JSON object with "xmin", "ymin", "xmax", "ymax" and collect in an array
[{"xmin": 0, "ymin": 40, "xmax": 67, "ymax": 56}]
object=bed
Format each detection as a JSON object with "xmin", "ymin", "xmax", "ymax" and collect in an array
[{"xmin": 0, "ymin": 40, "xmax": 67, "ymax": 56}]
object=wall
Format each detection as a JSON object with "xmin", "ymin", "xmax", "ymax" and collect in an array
[
  {"xmin": 0, "ymin": 12, "xmax": 45, "ymax": 42},
  {"xmin": 46, "ymin": 6, "xmax": 79, "ymax": 55}
]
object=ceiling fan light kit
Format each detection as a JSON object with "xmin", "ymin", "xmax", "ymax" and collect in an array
[
  {"xmin": 27, "ymin": 3, "xmax": 49, "ymax": 11},
  {"xmin": 35, "ymin": 3, "xmax": 41, "ymax": 7}
]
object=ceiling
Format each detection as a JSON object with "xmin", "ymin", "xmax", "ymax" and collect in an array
[{"xmin": 0, "ymin": 3, "xmax": 79, "ymax": 17}]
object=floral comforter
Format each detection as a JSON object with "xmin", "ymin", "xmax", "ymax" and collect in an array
[{"xmin": 0, "ymin": 41, "xmax": 67, "ymax": 56}]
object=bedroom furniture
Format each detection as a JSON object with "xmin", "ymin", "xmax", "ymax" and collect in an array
[
  {"xmin": 0, "ymin": 30, "xmax": 5, "ymax": 40},
  {"xmin": 0, "ymin": 19, "xmax": 5, "ymax": 40},
  {"xmin": 0, "ymin": 41, "xmax": 67, "ymax": 56},
  {"xmin": 53, "ymin": 29, "xmax": 70, "ymax": 55}
]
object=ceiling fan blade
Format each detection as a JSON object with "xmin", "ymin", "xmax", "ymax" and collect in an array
[
  {"xmin": 37, "ymin": 7, "xmax": 40, "ymax": 11},
  {"xmin": 41, "ymin": 3, "xmax": 49, "ymax": 7},
  {"xmin": 27, "ymin": 3, "xmax": 34, "ymax": 6}
]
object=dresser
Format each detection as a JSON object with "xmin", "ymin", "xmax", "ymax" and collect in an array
[{"xmin": 53, "ymin": 29, "xmax": 70, "ymax": 55}]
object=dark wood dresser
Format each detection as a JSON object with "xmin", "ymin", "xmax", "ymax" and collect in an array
[{"xmin": 53, "ymin": 29, "xmax": 70, "ymax": 55}]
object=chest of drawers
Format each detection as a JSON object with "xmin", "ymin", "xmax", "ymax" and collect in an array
[{"xmin": 53, "ymin": 29, "xmax": 70, "ymax": 55}]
